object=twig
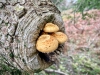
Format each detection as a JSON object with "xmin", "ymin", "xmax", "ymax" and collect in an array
[
  {"xmin": 44, "ymin": 69, "xmax": 68, "ymax": 75},
  {"xmin": 88, "ymin": 29, "xmax": 100, "ymax": 47}
]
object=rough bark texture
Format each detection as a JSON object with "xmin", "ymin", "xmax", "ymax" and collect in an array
[{"xmin": 0, "ymin": 0, "xmax": 65, "ymax": 74}]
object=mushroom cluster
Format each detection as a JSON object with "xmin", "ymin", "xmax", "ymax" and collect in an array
[{"xmin": 36, "ymin": 23, "xmax": 68, "ymax": 53}]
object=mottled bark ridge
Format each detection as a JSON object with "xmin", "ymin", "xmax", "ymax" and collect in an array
[{"xmin": 0, "ymin": 0, "xmax": 65, "ymax": 74}]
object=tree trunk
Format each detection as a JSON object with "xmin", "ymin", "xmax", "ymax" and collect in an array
[{"xmin": 0, "ymin": 0, "xmax": 65, "ymax": 74}]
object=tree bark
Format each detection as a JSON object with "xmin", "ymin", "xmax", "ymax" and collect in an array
[{"xmin": 0, "ymin": 0, "xmax": 65, "ymax": 74}]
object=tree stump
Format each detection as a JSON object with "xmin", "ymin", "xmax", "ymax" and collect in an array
[{"xmin": 0, "ymin": 0, "xmax": 65, "ymax": 74}]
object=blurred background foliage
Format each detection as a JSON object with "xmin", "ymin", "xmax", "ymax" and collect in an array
[
  {"xmin": 51, "ymin": 0, "xmax": 100, "ymax": 12},
  {"xmin": 74, "ymin": 0, "xmax": 100, "ymax": 12},
  {"xmin": 35, "ymin": 0, "xmax": 100, "ymax": 75}
]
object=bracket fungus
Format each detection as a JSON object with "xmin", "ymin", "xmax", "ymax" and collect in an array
[{"xmin": 36, "ymin": 23, "xmax": 68, "ymax": 53}]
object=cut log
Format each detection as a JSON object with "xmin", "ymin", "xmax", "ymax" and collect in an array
[{"xmin": 0, "ymin": 0, "xmax": 65, "ymax": 74}]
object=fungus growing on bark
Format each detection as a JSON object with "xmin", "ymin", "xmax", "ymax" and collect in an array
[
  {"xmin": 36, "ymin": 34, "xmax": 58, "ymax": 53},
  {"xmin": 36, "ymin": 23, "xmax": 68, "ymax": 63},
  {"xmin": 36, "ymin": 23, "xmax": 68, "ymax": 54},
  {"xmin": 51, "ymin": 32, "xmax": 68, "ymax": 44},
  {"xmin": 43, "ymin": 23, "xmax": 59, "ymax": 33}
]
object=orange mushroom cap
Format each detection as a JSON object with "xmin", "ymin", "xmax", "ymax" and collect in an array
[
  {"xmin": 36, "ymin": 34, "xmax": 58, "ymax": 53},
  {"xmin": 51, "ymin": 32, "xmax": 68, "ymax": 44},
  {"xmin": 43, "ymin": 23, "xmax": 59, "ymax": 33}
]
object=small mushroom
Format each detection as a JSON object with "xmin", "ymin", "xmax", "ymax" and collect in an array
[
  {"xmin": 51, "ymin": 32, "xmax": 68, "ymax": 44},
  {"xmin": 43, "ymin": 23, "xmax": 59, "ymax": 33},
  {"xmin": 36, "ymin": 34, "xmax": 58, "ymax": 53}
]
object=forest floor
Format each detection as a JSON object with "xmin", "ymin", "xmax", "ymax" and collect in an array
[{"xmin": 35, "ymin": 9, "xmax": 100, "ymax": 75}]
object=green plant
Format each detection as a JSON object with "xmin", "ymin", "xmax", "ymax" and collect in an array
[
  {"xmin": 74, "ymin": 0, "xmax": 100, "ymax": 14},
  {"xmin": 72, "ymin": 54, "xmax": 100, "ymax": 75}
]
